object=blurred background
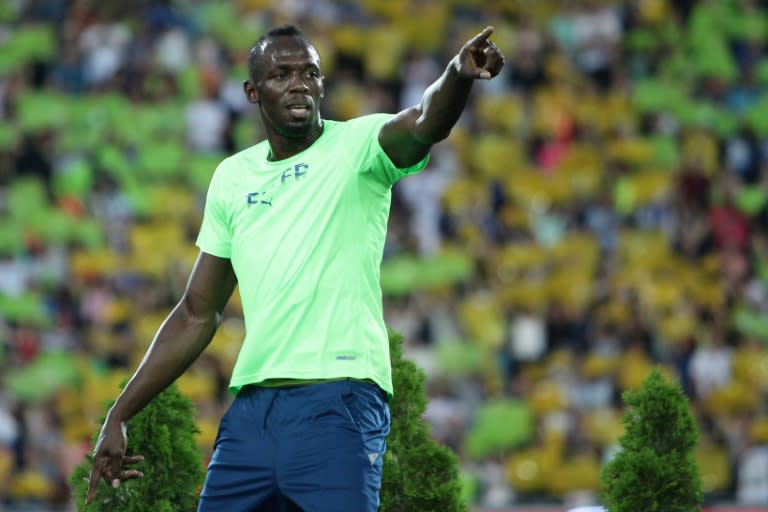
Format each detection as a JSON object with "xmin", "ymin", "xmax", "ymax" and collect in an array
[{"xmin": 1, "ymin": 0, "xmax": 768, "ymax": 510}]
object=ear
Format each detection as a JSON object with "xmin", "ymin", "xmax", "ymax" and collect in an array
[{"xmin": 243, "ymin": 79, "xmax": 259, "ymax": 104}]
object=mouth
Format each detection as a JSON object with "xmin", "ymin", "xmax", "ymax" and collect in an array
[{"xmin": 286, "ymin": 101, "xmax": 313, "ymax": 120}]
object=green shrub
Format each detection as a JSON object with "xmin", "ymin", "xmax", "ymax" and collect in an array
[
  {"xmin": 70, "ymin": 383, "xmax": 204, "ymax": 512},
  {"xmin": 601, "ymin": 369, "xmax": 702, "ymax": 512},
  {"xmin": 380, "ymin": 332, "xmax": 467, "ymax": 512}
]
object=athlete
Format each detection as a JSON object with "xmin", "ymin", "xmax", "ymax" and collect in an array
[{"xmin": 86, "ymin": 24, "xmax": 505, "ymax": 511}]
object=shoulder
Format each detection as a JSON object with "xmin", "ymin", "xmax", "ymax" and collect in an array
[
  {"xmin": 326, "ymin": 114, "xmax": 395, "ymax": 144},
  {"xmin": 342, "ymin": 113, "xmax": 395, "ymax": 130},
  {"xmin": 212, "ymin": 141, "xmax": 269, "ymax": 181}
]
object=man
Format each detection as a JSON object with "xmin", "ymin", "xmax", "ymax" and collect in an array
[{"xmin": 86, "ymin": 24, "xmax": 504, "ymax": 511}]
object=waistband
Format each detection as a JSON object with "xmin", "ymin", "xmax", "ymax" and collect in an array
[{"xmin": 239, "ymin": 377, "xmax": 377, "ymax": 394}]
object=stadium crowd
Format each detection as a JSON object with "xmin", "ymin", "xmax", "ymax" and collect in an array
[{"xmin": 1, "ymin": 0, "xmax": 768, "ymax": 509}]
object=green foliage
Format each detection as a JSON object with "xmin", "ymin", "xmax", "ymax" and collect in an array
[
  {"xmin": 601, "ymin": 369, "xmax": 702, "ymax": 512},
  {"xmin": 381, "ymin": 332, "xmax": 467, "ymax": 512},
  {"xmin": 70, "ymin": 383, "xmax": 205, "ymax": 512}
]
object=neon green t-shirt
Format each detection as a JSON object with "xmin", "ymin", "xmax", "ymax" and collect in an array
[{"xmin": 195, "ymin": 113, "xmax": 429, "ymax": 398}]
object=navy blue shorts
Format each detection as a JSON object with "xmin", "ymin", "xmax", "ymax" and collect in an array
[{"xmin": 197, "ymin": 379, "xmax": 390, "ymax": 512}]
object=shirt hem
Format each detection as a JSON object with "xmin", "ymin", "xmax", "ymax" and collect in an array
[
  {"xmin": 196, "ymin": 243, "xmax": 231, "ymax": 259},
  {"xmin": 229, "ymin": 370, "xmax": 394, "ymax": 399}
]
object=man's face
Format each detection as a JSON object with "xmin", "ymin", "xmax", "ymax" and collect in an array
[{"xmin": 244, "ymin": 36, "xmax": 324, "ymax": 139}]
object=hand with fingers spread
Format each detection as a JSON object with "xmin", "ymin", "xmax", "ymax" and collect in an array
[
  {"xmin": 86, "ymin": 416, "xmax": 145, "ymax": 504},
  {"xmin": 453, "ymin": 26, "xmax": 506, "ymax": 80}
]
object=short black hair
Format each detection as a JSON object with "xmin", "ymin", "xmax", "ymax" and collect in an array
[{"xmin": 247, "ymin": 24, "xmax": 309, "ymax": 80}]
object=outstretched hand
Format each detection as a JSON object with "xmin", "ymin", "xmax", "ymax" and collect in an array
[
  {"xmin": 86, "ymin": 418, "xmax": 144, "ymax": 504},
  {"xmin": 454, "ymin": 26, "xmax": 505, "ymax": 80}
]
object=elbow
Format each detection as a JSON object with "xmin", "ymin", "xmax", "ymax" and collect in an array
[
  {"xmin": 179, "ymin": 293, "xmax": 221, "ymax": 332},
  {"xmin": 421, "ymin": 127, "xmax": 452, "ymax": 145},
  {"xmin": 413, "ymin": 113, "xmax": 452, "ymax": 145}
]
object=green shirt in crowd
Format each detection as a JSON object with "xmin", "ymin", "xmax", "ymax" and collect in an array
[{"xmin": 196, "ymin": 113, "xmax": 429, "ymax": 398}]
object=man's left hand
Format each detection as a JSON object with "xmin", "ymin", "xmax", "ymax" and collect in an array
[{"xmin": 454, "ymin": 26, "xmax": 506, "ymax": 80}]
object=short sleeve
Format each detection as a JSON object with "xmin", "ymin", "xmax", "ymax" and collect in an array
[
  {"xmin": 353, "ymin": 113, "xmax": 430, "ymax": 187},
  {"xmin": 195, "ymin": 161, "xmax": 232, "ymax": 258}
]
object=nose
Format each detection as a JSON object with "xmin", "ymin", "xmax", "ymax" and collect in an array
[{"xmin": 289, "ymin": 72, "xmax": 310, "ymax": 92}]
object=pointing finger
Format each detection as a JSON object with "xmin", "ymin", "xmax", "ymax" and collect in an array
[{"xmin": 468, "ymin": 26, "xmax": 494, "ymax": 48}]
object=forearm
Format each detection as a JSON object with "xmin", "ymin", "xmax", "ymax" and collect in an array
[
  {"xmin": 107, "ymin": 299, "xmax": 220, "ymax": 423},
  {"xmin": 380, "ymin": 28, "xmax": 503, "ymax": 167},
  {"xmin": 413, "ymin": 58, "xmax": 474, "ymax": 145}
]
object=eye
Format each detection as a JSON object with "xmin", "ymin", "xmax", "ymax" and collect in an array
[
  {"xmin": 273, "ymin": 72, "xmax": 287, "ymax": 81},
  {"xmin": 306, "ymin": 69, "xmax": 320, "ymax": 78}
]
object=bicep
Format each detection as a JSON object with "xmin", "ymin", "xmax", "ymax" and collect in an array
[
  {"xmin": 183, "ymin": 251, "xmax": 237, "ymax": 318},
  {"xmin": 378, "ymin": 106, "xmax": 432, "ymax": 169}
]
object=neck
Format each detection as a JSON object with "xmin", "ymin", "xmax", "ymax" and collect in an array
[{"xmin": 265, "ymin": 120, "xmax": 324, "ymax": 161}]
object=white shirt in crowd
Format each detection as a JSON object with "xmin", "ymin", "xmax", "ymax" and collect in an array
[{"xmin": 688, "ymin": 341, "xmax": 733, "ymax": 399}]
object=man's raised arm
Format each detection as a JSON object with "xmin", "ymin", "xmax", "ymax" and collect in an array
[{"xmin": 379, "ymin": 26, "xmax": 505, "ymax": 168}]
